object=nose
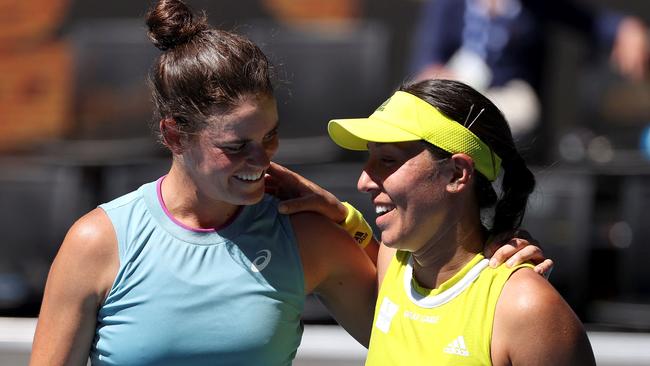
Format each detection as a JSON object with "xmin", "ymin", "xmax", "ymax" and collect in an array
[
  {"xmin": 357, "ymin": 167, "xmax": 380, "ymax": 193},
  {"xmin": 248, "ymin": 143, "xmax": 272, "ymax": 168}
]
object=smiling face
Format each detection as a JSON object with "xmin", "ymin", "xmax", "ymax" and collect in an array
[
  {"xmin": 358, "ymin": 141, "xmax": 456, "ymax": 252},
  {"xmin": 181, "ymin": 94, "xmax": 279, "ymax": 206}
]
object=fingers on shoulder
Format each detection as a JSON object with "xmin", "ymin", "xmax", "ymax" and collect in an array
[{"xmin": 489, "ymin": 239, "xmax": 544, "ymax": 268}]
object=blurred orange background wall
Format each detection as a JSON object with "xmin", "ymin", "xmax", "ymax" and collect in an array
[{"xmin": 0, "ymin": 0, "xmax": 72, "ymax": 152}]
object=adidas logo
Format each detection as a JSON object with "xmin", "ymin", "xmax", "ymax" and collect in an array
[
  {"xmin": 353, "ymin": 231, "xmax": 368, "ymax": 245},
  {"xmin": 443, "ymin": 336, "xmax": 469, "ymax": 357}
]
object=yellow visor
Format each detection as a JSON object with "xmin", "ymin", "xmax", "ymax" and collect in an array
[{"xmin": 328, "ymin": 91, "xmax": 502, "ymax": 181}]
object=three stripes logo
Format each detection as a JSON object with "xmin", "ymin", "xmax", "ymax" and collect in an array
[
  {"xmin": 353, "ymin": 231, "xmax": 368, "ymax": 245},
  {"xmin": 443, "ymin": 335, "xmax": 469, "ymax": 357}
]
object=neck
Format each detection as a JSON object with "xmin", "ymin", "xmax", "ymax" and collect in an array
[
  {"xmin": 162, "ymin": 164, "xmax": 239, "ymax": 230},
  {"xmin": 411, "ymin": 213, "xmax": 485, "ymax": 289}
]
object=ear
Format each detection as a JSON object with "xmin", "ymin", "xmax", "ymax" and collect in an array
[
  {"xmin": 160, "ymin": 118, "xmax": 184, "ymax": 154},
  {"xmin": 446, "ymin": 153, "xmax": 474, "ymax": 194}
]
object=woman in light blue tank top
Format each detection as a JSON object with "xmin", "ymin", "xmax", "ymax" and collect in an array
[
  {"xmin": 30, "ymin": 1, "xmax": 378, "ymax": 364},
  {"xmin": 30, "ymin": 1, "xmax": 547, "ymax": 365}
]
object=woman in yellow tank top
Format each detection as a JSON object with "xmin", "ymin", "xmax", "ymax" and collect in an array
[{"xmin": 272, "ymin": 79, "xmax": 594, "ymax": 365}]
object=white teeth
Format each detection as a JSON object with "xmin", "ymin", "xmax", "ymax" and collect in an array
[
  {"xmin": 375, "ymin": 205, "xmax": 394, "ymax": 215},
  {"xmin": 235, "ymin": 171, "xmax": 263, "ymax": 181}
]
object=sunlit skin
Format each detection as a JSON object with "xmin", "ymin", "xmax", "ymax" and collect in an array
[
  {"xmin": 358, "ymin": 141, "xmax": 485, "ymax": 288},
  {"xmin": 161, "ymin": 94, "xmax": 280, "ymax": 229},
  {"xmin": 29, "ymin": 92, "xmax": 380, "ymax": 365},
  {"xmin": 358, "ymin": 141, "xmax": 448, "ymax": 250}
]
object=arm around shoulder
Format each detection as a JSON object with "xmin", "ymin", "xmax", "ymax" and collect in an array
[
  {"xmin": 30, "ymin": 208, "xmax": 119, "ymax": 366},
  {"xmin": 491, "ymin": 268, "xmax": 596, "ymax": 366},
  {"xmin": 291, "ymin": 212, "xmax": 377, "ymax": 347}
]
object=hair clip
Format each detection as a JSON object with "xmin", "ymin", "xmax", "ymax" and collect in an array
[
  {"xmin": 463, "ymin": 104, "xmax": 475, "ymax": 127},
  {"xmin": 467, "ymin": 108, "xmax": 485, "ymax": 131}
]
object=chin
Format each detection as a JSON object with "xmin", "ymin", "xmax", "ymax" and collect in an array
[
  {"xmin": 380, "ymin": 230, "xmax": 419, "ymax": 252},
  {"xmin": 380, "ymin": 231, "xmax": 401, "ymax": 249},
  {"xmin": 236, "ymin": 190, "xmax": 265, "ymax": 206}
]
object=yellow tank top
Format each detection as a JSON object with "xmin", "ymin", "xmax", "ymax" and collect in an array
[{"xmin": 366, "ymin": 251, "xmax": 533, "ymax": 366}]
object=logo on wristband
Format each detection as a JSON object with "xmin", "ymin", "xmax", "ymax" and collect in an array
[{"xmin": 354, "ymin": 231, "xmax": 368, "ymax": 245}]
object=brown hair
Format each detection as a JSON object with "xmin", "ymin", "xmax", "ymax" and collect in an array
[
  {"xmin": 146, "ymin": 0, "xmax": 273, "ymax": 139},
  {"xmin": 400, "ymin": 79, "xmax": 535, "ymax": 236}
]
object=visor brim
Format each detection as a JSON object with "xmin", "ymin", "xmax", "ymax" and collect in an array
[{"xmin": 328, "ymin": 118, "xmax": 422, "ymax": 151}]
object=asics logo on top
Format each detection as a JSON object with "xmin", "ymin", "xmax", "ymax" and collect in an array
[
  {"xmin": 251, "ymin": 249, "xmax": 272, "ymax": 272},
  {"xmin": 443, "ymin": 335, "xmax": 469, "ymax": 357}
]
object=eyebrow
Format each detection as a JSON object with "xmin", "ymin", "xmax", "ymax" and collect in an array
[{"xmin": 220, "ymin": 122, "xmax": 280, "ymax": 145}]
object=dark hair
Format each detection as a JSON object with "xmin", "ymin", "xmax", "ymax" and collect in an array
[
  {"xmin": 146, "ymin": 0, "xmax": 273, "ymax": 139},
  {"xmin": 400, "ymin": 79, "xmax": 535, "ymax": 236}
]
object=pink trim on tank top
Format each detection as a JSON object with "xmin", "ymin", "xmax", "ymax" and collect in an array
[{"xmin": 156, "ymin": 176, "xmax": 241, "ymax": 233}]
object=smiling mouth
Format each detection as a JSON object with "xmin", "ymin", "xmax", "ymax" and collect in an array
[
  {"xmin": 375, "ymin": 205, "xmax": 395, "ymax": 217},
  {"xmin": 234, "ymin": 171, "xmax": 264, "ymax": 182}
]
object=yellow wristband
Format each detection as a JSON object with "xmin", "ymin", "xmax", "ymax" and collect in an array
[{"xmin": 340, "ymin": 202, "xmax": 373, "ymax": 249}]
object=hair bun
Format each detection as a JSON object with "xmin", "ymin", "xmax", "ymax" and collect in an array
[{"xmin": 146, "ymin": 0, "xmax": 208, "ymax": 51}]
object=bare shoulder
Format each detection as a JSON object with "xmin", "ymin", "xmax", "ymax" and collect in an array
[
  {"xmin": 64, "ymin": 208, "xmax": 117, "ymax": 260},
  {"xmin": 492, "ymin": 268, "xmax": 595, "ymax": 366},
  {"xmin": 500, "ymin": 268, "xmax": 562, "ymax": 310},
  {"xmin": 54, "ymin": 207, "xmax": 119, "ymax": 297}
]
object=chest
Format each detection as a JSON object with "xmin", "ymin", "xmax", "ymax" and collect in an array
[{"xmin": 91, "ymin": 226, "xmax": 304, "ymax": 365}]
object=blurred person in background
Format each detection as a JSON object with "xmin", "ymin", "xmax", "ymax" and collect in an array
[
  {"xmin": 28, "ymin": 1, "xmax": 549, "ymax": 365},
  {"xmin": 271, "ymin": 79, "xmax": 589, "ymax": 365},
  {"xmin": 409, "ymin": 0, "xmax": 649, "ymax": 144}
]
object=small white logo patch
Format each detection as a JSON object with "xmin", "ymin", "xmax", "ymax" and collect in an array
[
  {"xmin": 375, "ymin": 297, "xmax": 399, "ymax": 333},
  {"xmin": 443, "ymin": 335, "xmax": 469, "ymax": 357},
  {"xmin": 251, "ymin": 249, "xmax": 272, "ymax": 272}
]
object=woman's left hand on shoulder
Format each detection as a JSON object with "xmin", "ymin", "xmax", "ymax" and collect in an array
[
  {"xmin": 484, "ymin": 229, "xmax": 553, "ymax": 278},
  {"xmin": 265, "ymin": 162, "xmax": 347, "ymax": 223}
]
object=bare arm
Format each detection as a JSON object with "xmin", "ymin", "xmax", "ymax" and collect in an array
[
  {"xmin": 291, "ymin": 212, "xmax": 376, "ymax": 347},
  {"xmin": 30, "ymin": 208, "xmax": 118, "ymax": 366},
  {"xmin": 491, "ymin": 269, "xmax": 595, "ymax": 366}
]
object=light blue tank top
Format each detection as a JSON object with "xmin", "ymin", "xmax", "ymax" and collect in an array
[{"xmin": 91, "ymin": 178, "xmax": 305, "ymax": 365}]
